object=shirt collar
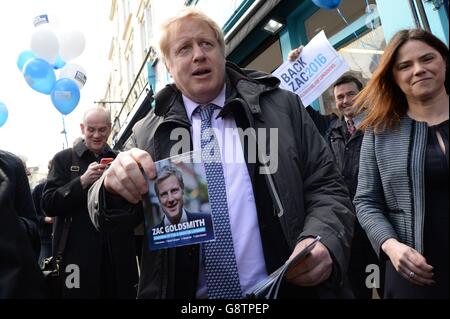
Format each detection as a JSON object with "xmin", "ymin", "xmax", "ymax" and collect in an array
[
  {"xmin": 352, "ymin": 112, "xmax": 366, "ymax": 128},
  {"xmin": 344, "ymin": 116, "xmax": 352, "ymax": 124},
  {"xmin": 163, "ymin": 208, "xmax": 188, "ymax": 226},
  {"xmin": 183, "ymin": 85, "xmax": 226, "ymax": 122}
]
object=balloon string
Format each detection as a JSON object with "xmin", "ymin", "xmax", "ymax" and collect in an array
[
  {"xmin": 364, "ymin": 0, "xmax": 375, "ymax": 32},
  {"xmin": 335, "ymin": 5, "xmax": 380, "ymax": 70},
  {"xmin": 62, "ymin": 115, "xmax": 68, "ymax": 149},
  {"xmin": 336, "ymin": 7, "xmax": 367, "ymax": 50}
]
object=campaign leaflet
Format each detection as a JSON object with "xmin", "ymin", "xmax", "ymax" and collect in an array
[{"xmin": 142, "ymin": 151, "xmax": 215, "ymax": 251}]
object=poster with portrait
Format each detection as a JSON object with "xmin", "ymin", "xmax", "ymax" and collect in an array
[{"xmin": 142, "ymin": 151, "xmax": 215, "ymax": 251}]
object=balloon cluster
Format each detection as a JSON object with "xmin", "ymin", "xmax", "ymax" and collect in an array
[{"xmin": 17, "ymin": 14, "xmax": 87, "ymax": 115}]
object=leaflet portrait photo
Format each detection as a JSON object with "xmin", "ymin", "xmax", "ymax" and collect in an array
[{"xmin": 142, "ymin": 151, "xmax": 215, "ymax": 251}]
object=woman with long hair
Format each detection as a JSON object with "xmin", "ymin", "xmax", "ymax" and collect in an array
[{"xmin": 353, "ymin": 28, "xmax": 448, "ymax": 298}]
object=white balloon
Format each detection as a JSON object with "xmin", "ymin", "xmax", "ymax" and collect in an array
[
  {"xmin": 59, "ymin": 31, "xmax": 86, "ymax": 62},
  {"xmin": 30, "ymin": 28, "xmax": 59, "ymax": 64},
  {"xmin": 60, "ymin": 63, "xmax": 87, "ymax": 89}
]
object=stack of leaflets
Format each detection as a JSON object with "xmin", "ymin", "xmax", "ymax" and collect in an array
[{"xmin": 245, "ymin": 236, "xmax": 321, "ymax": 299}]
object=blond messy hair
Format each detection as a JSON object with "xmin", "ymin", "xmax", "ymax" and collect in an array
[{"xmin": 157, "ymin": 7, "xmax": 225, "ymax": 65}]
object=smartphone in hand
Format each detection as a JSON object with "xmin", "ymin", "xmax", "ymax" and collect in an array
[{"xmin": 100, "ymin": 157, "xmax": 114, "ymax": 165}]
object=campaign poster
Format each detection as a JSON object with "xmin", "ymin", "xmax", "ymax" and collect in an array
[{"xmin": 273, "ymin": 30, "xmax": 350, "ymax": 107}]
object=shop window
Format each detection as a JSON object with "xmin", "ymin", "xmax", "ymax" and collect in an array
[
  {"xmin": 305, "ymin": 0, "xmax": 376, "ymax": 40},
  {"xmin": 243, "ymin": 37, "xmax": 282, "ymax": 73}
]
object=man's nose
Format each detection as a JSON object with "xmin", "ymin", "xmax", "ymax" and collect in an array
[
  {"xmin": 93, "ymin": 130, "xmax": 104, "ymax": 138},
  {"xmin": 192, "ymin": 44, "xmax": 206, "ymax": 61},
  {"xmin": 343, "ymin": 95, "xmax": 352, "ymax": 104}
]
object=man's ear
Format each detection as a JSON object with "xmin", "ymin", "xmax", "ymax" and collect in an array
[
  {"xmin": 80, "ymin": 123, "xmax": 85, "ymax": 134},
  {"xmin": 164, "ymin": 61, "xmax": 172, "ymax": 76}
]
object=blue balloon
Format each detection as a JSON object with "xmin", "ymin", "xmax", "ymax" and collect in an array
[
  {"xmin": 50, "ymin": 78, "xmax": 80, "ymax": 115},
  {"xmin": 312, "ymin": 0, "xmax": 341, "ymax": 9},
  {"xmin": 16, "ymin": 50, "xmax": 36, "ymax": 72},
  {"xmin": 23, "ymin": 58, "xmax": 56, "ymax": 95},
  {"xmin": 0, "ymin": 102, "xmax": 8, "ymax": 128},
  {"xmin": 53, "ymin": 56, "xmax": 66, "ymax": 70}
]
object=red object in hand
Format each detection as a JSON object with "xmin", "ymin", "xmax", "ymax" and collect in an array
[{"xmin": 100, "ymin": 158, "xmax": 114, "ymax": 165}]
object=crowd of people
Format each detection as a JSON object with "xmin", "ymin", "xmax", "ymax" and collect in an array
[{"xmin": 0, "ymin": 8, "xmax": 448, "ymax": 299}]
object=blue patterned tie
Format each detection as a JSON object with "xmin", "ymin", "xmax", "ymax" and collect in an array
[{"xmin": 198, "ymin": 103, "xmax": 242, "ymax": 299}]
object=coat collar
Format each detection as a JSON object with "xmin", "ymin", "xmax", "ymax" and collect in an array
[
  {"xmin": 73, "ymin": 140, "xmax": 115, "ymax": 158},
  {"xmin": 329, "ymin": 117, "xmax": 363, "ymax": 141}
]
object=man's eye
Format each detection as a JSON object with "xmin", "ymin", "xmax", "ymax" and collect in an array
[
  {"xmin": 178, "ymin": 46, "xmax": 191, "ymax": 55},
  {"xmin": 201, "ymin": 41, "xmax": 213, "ymax": 48}
]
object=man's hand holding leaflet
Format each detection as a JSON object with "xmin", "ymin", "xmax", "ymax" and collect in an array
[{"xmin": 246, "ymin": 236, "xmax": 321, "ymax": 298}]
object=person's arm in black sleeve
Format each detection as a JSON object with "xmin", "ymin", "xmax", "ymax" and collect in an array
[
  {"xmin": 13, "ymin": 156, "xmax": 41, "ymax": 258},
  {"xmin": 88, "ymin": 173, "xmax": 143, "ymax": 233},
  {"xmin": 305, "ymin": 105, "xmax": 338, "ymax": 137},
  {"xmin": 295, "ymin": 97, "xmax": 355, "ymax": 286},
  {"xmin": 32, "ymin": 182, "xmax": 46, "ymax": 235},
  {"xmin": 41, "ymin": 150, "xmax": 85, "ymax": 218}
]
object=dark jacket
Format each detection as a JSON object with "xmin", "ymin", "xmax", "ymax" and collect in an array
[
  {"xmin": 32, "ymin": 180, "xmax": 53, "ymax": 241},
  {"xmin": 306, "ymin": 109, "xmax": 378, "ymax": 299},
  {"xmin": 305, "ymin": 106, "xmax": 338, "ymax": 138},
  {"xmin": 0, "ymin": 150, "xmax": 40, "ymax": 256},
  {"xmin": 327, "ymin": 118, "xmax": 364, "ymax": 200},
  {"xmin": 42, "ymin": 142, "xmax": 138, "ymax": 298},
  {"xmin": 305, "ymin": 107, "xmax": 363, "ymax": 200},
  {"xmin": 89, "ymin": 62, "xmax": 354, "ymax": 298},
  {"xmin": 0, "ymin": 151, "xmax": 45, "ymax": 298}
]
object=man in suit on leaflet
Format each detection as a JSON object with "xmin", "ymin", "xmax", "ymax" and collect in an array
[{"xmin": 154, "ymin": 165, "xmax": 212, "ymax": 227}]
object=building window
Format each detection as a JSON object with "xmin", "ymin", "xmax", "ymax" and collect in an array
[
  {"xmin": 126, "ymin": 42, "xmax": 136, "ymax": 92},
  {"xmin": 141, "ymin": 4, "xmax": 153, "ymax": 56}
]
